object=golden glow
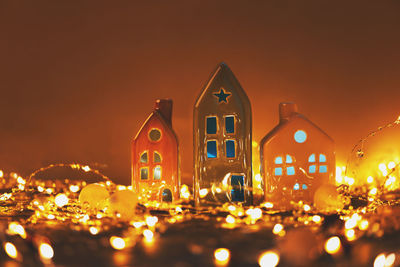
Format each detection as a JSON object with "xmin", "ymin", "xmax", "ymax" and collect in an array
[
  {"xmin": 143, "ymin": 229, "xmax": 154, "ymax": 242},
  {"xmin": 8, "ymin": 222, "xmax": 27, "ymax": 239},
  {"xmin": 272, "ymin": 224, "xmax": 283, "ymax": 235},
  {"xmin": 385, "ymin": 253, "xmax": 396, "ymax": 267},
  {"xmin": 258, "ymin": 250, "xmax": 280, "ymax": 267},
  {"xmin": 0, "ymin": 170, "xmax": 3, "ymax": 178},
  {"xmin": 345, "ymin": 229, "xmax": 356, "ymax": 241},
  {"xmin": 214, "ymin": 248, "xmax": 230, "ymax": 265},
  {"xmin": 82, "ymin": 165, "xmax": 91, "ymax": 172},
  {"xmin": 359, "ymin": 220, "xmax": 369, "ymax": 230},
  {"xmin": 146, "ymin": 216, "xmax": 158, "ymax": 227},
  {"xmin": 324, "ymin": 236, "xmax": 341, "ymax": 254},
  {"xmin": 89, "ymin": 227, "xmax": 99, "ymax": 235},
  {"xmin": 312, "ymin": 215, "xmax": 322, "ymax": 223},
  {"xmin": 367, "ymin": 176, "xmax": 374, "ymax": 184},
  {"xmin": 226, "ymin": 215, "xmax": 235, "ymax": 224},
  {"xmin": 199, "ymin": 188, "xmax": 209, "ymax": 198},
  {"xmin": 110, "ymin": 236, "xmax": 126, "ymax": 250},
  {"xmin": 303, "ymin": 204, "xmax": 311, "ymax": 212},
  {"xmin": 4, "ymin": 242, "xmax": 18, "ymax": 259},
  {"xmin": 69, "ymin": 185, "xmax": 80, "ymax": 192},
  {"xmin": 263, "ymin": 202, "xmax": 274, "ymax": 209},
  {"xmin": 180, "ymin": 184, "xmax": 190, "ymax": 199},
  {"xmin": 55, "ymin": 193, "xmax": 69, "ymax": 207},
  {"xmin": 374, "ymin": 253, "xmax": 386, "ymax": 267},
  {"xmin": 39, "ymin": 243, "xmax": 54, "ymax": 259},
  {"xmin": 246, "ymin": 208, "xmax": 262, "ymax": 221}
]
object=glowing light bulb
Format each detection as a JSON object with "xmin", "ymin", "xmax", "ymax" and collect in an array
[
  {"xmin": 199, "ymin": 188, "xmax": 209, "ymax": 198},
  {"xmin": 82, "ymin": 165, "xmax": 91, "ymax": 172},
  {"xmin": 226, "ymin": 215, "xmax": 235, "ymax": 224},
  {"xmin": 146, "ymin": 216, "xmax": 158, "ymax": 227},
  {"xmin": 303, "ymin": 204, "xmax": 311, "ymax": 212},
  {"xmin": 258, "ymin": 250, "xmax": 280, "ymax": 267},
  {"xmin": 143, "ymin": 229, "xmax": 154, "ymax": 242},
  {"xmin": 89, "ymin": 227, "xmax": 99, "ymax": 235},
  {"xmin": 374, "ymin": 253, "xmax": 386, "ymax": 267},
  {"xmin": 385, "ymin": 253, "xmax": 396, "ymax": 267},
  {"xmin": 369, "ymin": 188, "xmax": 378, "ymax": 195},
  {"xmin": 367, "ymin": 176, "xmax": 374, "ymax": 184},
  {"xmin": 388, "ymin": 161, "xmax": 396, "ymax": 170},
  {"xmin": 8, "ymin": 222, "xmax": 27, "ymax": 239},
  {"xmin": 263, "ymin": 202, "xmax": 274, "ymax": 209},
  {"xmin": 55, "ymin": 193, "xmax": 69, "ymax": 207},
  {"xmin": 312, "ymin": 215, "xmax": 322, "ymax": 223},
  {"xmin": 272, "ymin": 224, "xmax": 283, "ymax": 235},
  {"xmin": 69, "ymin": 185, "xmax": 80, "ymax": 193},
  {"xmin": 214, "ymin": 248, "xmax": 230, "ymax": 265},
  {"xmin": 4, "ymin": 242, "xmax": 18, "ymax": 259},
  {"xmin": 39, "ymin": 243, "xmax": 54, "ymax": 259},
  {"xmin": 359, "ymin": 220, "xmax": 369, "ymax": 231},
  {"xmin": 345, "ymin": 229, "xmax": 355, "ymax": 241},
  {"xmin": 324, "ymin": 236, "xmax": 341, "ymax": 254},
  {"xmin": 110, "ymin": 236, "xmax": 126, "ymax": 250}
]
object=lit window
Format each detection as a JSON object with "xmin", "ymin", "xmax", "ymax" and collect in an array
[
  {"xmin": 287, "ymin": 166, "xmax": 295, "ymax": 175},
  {"xmin": 275, "ymin": 157, "xmax": 283, "ymax": 164},
  {"xmin": 302, "ymin": 184, "xmax": 308, "ymax": 190},
  {"xmin": 149, "ymin": 129, "xmax": 161, "ymax": 142},
  {"xmin": 140, "ymin": 152, "xmax": 148, "ymax": 163},
  {"xmin": 294, "ymin": 130, "xmax": 307, "ymax": 143},
  {"xmin": 154, "ymin": 152, "xmax": 162, "ymax": 163},
  {"xmin": 153, "ymin": 166, "xmax": 161, "ymax": 180},
  {"xmin": 140, "ymin": 168, "xmax": 149, "ymax": 180},
  {"xmin": 319, "ymin": 165, "xmax": 328, "ymax": 173},
  {"xmin": 226, "ymin": 140, "xmax": 235, "ymax": 158},
  {"xmin": 207, "ymin": 140, "xmax": 217, "ymax": 158},
  {"xmin": 319, "ymin": 154, "xmax": 327, "ymax": 162},
  {"xmin": 274, "ymin": 168, "xmax": 283, "ymax": 176},
  {"xmin": 308, "ymin": 154, "xmax": 316, "ymax": 163},
  {"xmin": 206, "ymin": 117, "xmax": 217, "ymax": 134},
  {"xmin": 225, "ymin": 116, "xmax": 235, "ymax": 134},
  {"xmin": 309, "ymin": 165, "xmax": 316, "ymax": 173},
  {"xmin": 294, "ymin": 183, "xmax": 300, "ymax": 190},
  {"xmin": 286, "ymin": 155, "xmax": 293, "ymax": 163}
]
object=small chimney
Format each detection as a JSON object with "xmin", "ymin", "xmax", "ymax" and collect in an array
[
  {"xmin": 155, "ymin": 99, "xmax": 173, "ymax": 126},
  {"xmin": 279, "ymin": 102, "xmax": 298, "ymax": 123}
]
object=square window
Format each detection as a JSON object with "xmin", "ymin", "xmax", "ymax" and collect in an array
[
  {"xmin": 287, "ymin": 166, "xmax": 295, "ymax": 175},
  {"xmin": 206, "ymin": 117, "xmax": 217, "ymax": 134},
  {"xmin": 153, "ymin": 166, "xmax": 161, "ymax": 180},
  {"xmin": 226, "ymin": 140, "xmax": 235, "ymax": 158},
  {"xmin": 308, "ymin": 154, "xmax": 316, "ymax": 163},
  {"xmin": 207, "ymin": 140, "xmax": 217, "ymax": 158},
  {"xmin": 275, "ymin": 157, "xmax": 283, "ymax": 164},
  {"xmin": 225, "ymin": 116, "xmax": 235, "ymax": 134},
  {"xmin": 309, "ymin": 165, "xmax": 316, "ymax": 173},
  {"xmin": 274, "ymin": 167, "xmax": 283, "ymax": 176},
  {"xmin": 140, "ymin": 168, "xmax": 148, "ymax": 180},
  {"xmin": 319, "ymin": 165, "xmax": 328, "ymax": 173}
]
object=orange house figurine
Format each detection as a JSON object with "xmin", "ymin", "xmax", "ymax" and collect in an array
[
  {"xmin": 131, "ymin": 99, "xmax": 180, "ymax": 202},
  {"xmin": 260, "ymin": 102, "xmax": 335, "ymax": 205}
]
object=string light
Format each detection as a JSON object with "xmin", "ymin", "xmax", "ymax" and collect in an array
[
  {"xmin": 258, "ymin": 250, "xmax": 280, "ymax": 267},
  {"xmin": 214, "ymin": 248, "xmax": 230, "ymax": 265}
]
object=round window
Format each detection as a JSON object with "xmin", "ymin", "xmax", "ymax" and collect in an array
[
  {"xmin": 149, "ymin": 129, "xmax": 161, "ymax": 142},
  {"xmin": 294, "ymin": 130, "xmax": 307, "ymax": 143}
]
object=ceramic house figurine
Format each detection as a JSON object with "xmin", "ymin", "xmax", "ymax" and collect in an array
[
  {"xmin": 131, "ymin": 99, "xmax": 180, "ymax": 202},
  {"xmin": 260, "ymin": 103, "xmax": 335, "ymax": 204},
  {"xmin": 193, "ymin": 63, "xmax": 252, "ymax": 205}
]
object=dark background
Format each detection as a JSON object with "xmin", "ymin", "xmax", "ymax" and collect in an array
[{"xmin": 1, "ymin": 1, "xmax": 400, "ymax": 185}]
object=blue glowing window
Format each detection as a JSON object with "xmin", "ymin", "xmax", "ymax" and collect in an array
[
  {"xmin": 287, "ymin": 166, "xmax": 295, "ymax": 175},
  {"xmin": 140, "ymin": 168, "xmax": 148, "ymax": 180},
  {"xmin": 225, "ymin": 116, "xmax": 235, "ymax": 134},
  {"xmin": 294, "ymin": 183, "xmax": 300, "ymax": 190},
  {"xmin": 207, "ymin": 141, "xmax": 217, "ymax": 158},
  {"xmin": 319, "ymin": 154, "xmax": 327, "ymax": 163},
  {"xmin": 286, "ymin": 155, "xmax": 293, "ymax": 163},
  {"xmin": 309, "ymin": 165, "xmax": 316, "ymax": 173},
  {"xmin": 275, "ymin": 157, "xmax": 283, "ymax": 164},
  {"xmin": 302, "ymin": 184, "xmax": 308, "ymax": 190},
  {"xmin": 308, "ymin": 154, "xmax": 316, "ymax": 163},
  {"xmin": 231, "ymin": 175, "xmax": 244, "ymax": 202},
  {"xmin": 226, "ymin": 140, "xmax": 235, "ymax": 158},
  {"xmin": 274, "ymin": 167, "xmax": 283, "ymax": 176},
  {"xmin": 319, "ymin": 165, "xmax": 328, "ymax": 173},
  {"xmin": 294, "ymin": 130, "xmax": 307, "ymax": 143},
  {"xmin": 206, "ymin": 117, "xmax": 217, "ymax": 134}
]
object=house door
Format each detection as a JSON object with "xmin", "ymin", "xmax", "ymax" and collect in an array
[
  {"xmin": 162, "ymin": 189, "xmax": 173, "ymax": 202},
  {"xmin": 231, "ymin": 175, "xmax": 244, "ymax": 202}
]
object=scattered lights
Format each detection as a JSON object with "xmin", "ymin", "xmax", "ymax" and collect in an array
[
  {"xmin": 272, "ymin": 224, "xmax": 284, "ymax": 235},
  {"xmin": 47, "ymin": 214, "xmax": 55, "ymax": 220},
  {"xmin": 69, "ymin": 185, "xmax": 80, "ymax": 193},
  {"xmin": 359, "ymin": 220, "xmax": 369, "ymax": 231},
  {"xmin": 143, "ymin": 229, "xmax": 154, "ymax": 242},
  {"xmin": 303, "ymin": 204, "xmax": 311, "ymax": 212},
  {"xmin": 4, "ymin": 242, "xmax": 18, "ymax": 259},
  {"xmin": 8, "ymin": 222, "xmax": 27, "ymax": 239},
  {"xmin": 373, "ymin": 253, "xmax": 396, "ymax": 267},
  {"xmin": 324, "ymin": 236, "xmax": 341, "ymax": 254},
  {"xmin": 214, "ymin": 248, "xmax": 230, "ymax": 265},
  {"xmin": 312, "ymin": 215, "xmax": 322, "ymax": 223},
  {"xmin": 37, "ymin": 186, "xmax": 44, "ymax": 192},
  {"xmin": 55, "ymin": 193, "xmax": 69, "ymax": 207},
  {"xmin": 82, "ymin": 165, "xmax": 91, "ymax": 172},
  {"xmin": 39, "ymin": 243, "xmax": 54, "ymax": 260},
  {"xmin": 46, "ymin": 188, "xmax": 53, "ymax": 194},
  {"xmin": 345, "ymin": 218, "xmax": 358, "ymax": 229},
  {"xmin": 17, "ymin": 176, "xmax": 26, "ymax": 185},
  {"xmin": 263, "ymin": 202, "xmax": 274, "ymax": 209},
  {"xmin": 110, "ymin": 236, "xmax": 126, "ymax": 250},
  {"xmin": 146, "ymin": 216, "xmax": 158, "ymax": 227},
  {"xmin": 89, "ymin": 227, "xmax": 99, "ymax": 235},
  {"xmin": 258, "ymin": 250, "xmax": 280, "ymax": 267},
  {"xmin": 246, "ymin": 208, "xmax": 262, "ymax": 221},
  {"xmin": 228, "ymin": 205, "xmax": 236, "ymax": 212},
  {"xmin": 199, "ymin": 188, "xmax": 209, "ymax": 198},
  {"xmin": 226, "ymin": 215, "xmax": 235, "ymax": 224}
]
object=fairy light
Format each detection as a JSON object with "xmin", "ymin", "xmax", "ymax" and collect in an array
[
  {"xmin": 367, "ymin": 176, "xmax": 374, "ymax": 184},
  {"xmin": 359, "ymin": 220, "xmax": 369, "ymax": 231},
  {"xmin": 312, "ymin": 215, "xmax": 322, "ymax": 223},
  {"xmin": 8, "ymin": 222, "xmax": 27, "ymax": 239},
  {"xmin": 69, "ymin": 185, "xmax": 80, "ymax": 193},
  {"xmin": 39, "ymin": 243, "xmax": 54, "ymax": 260},
  {"xmin": 226, "ymin": 215, "xmax": 235, "ymax": 224},
  {"xmin": 180, "ymin": 184, "xmax": 190, "ymax": 199},
  {"xmin": 82, "ymin": 165, "xmax": 91, "ymax": 172},
  {"xmin": 374, "ymin": 254, "xmax": 386, "ymax": 267},
  {"xmin": 214, "ymin": 248, "xmax": 230, "ymax": 265},
  {"xmin": 89, "ymin": 227, "xmax": 99, "ymax": 235},
  {"xmin": 143, "ymin": 229, "xmax": 154, "ymax": 242},
  {"xmin": 146, "ymin": 216, "xmax": 158, "ymax": 227},
  {"xmin": 263, "ymin": 202, "xmax": 274, "ymax": 209},
  {"xmin": 325, "ymin": 236, "xmax": 341, "ymax": 254},
  {"xmin": 258, "ymin": 250, "xmax": 280, "ymax": 267},
  {"xmin": 345, "ymin": 229, "xmax": 356, "ymax": 241},
  {"xmin": 303, "ymin": 204, "xmax": 311, "ymax": 212},
  {"xmin": 199, "ymin": 188, "xmax": 208, "ymax": 198},
  {"xmin": 4, "ymin": 242, "xmax": 18, "ymax": 259},
  {"xmin": 110, "ymin": 236, "xmax": 126, "ymax": 250},
  {"xmin": 272, "ymin": 224, "xmax": 283, "ymax": 235},
  {"xmin": 55, "ymin": 193, "xmax": 69, "ymax": 207},
  {"xmin": 385, "ymin": 253, "xmax": 396, "ymax": 267},
  {"xmin": 0, "ymin": 170, "xmax": 3, "ymax": 178}
]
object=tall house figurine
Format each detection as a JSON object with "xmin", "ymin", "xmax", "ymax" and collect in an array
[
  {"xmin": 260, "ymin": 103, "xmax": 335, "ymax": 205},
  {"xmin": 194, "ymin": 63, "xmax": 252, "ymax": 205},
  {"xmin": 132, "ymin": 99, "xmax": 180, "ymax": 202}
]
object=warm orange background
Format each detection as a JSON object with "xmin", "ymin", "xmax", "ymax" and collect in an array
[{"xmin": 1, "ymin": 1, "xmax": 400, "ymax": 185}]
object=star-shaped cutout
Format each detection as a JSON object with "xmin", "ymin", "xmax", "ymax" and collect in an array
[{"xmin": 213, "ymin": 88, "xmax": 231, "ymax": 103}]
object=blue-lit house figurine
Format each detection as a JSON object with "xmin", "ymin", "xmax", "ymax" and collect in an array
[
  {"xmin": 193, "ymin": 63, "xmax": 252, "ymax": 205},
  {"xmin": 260, "ymin": 103, "xmax": 335, "ymax": 205}
]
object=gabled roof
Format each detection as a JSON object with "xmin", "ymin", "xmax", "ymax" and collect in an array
[{"xmin": 134, "ymin": 110, "xmax": 178, "ymax": 143}]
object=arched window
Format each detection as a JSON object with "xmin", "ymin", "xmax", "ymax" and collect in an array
[
  {"xmin": 308, "ymin": 153, "xmax": 328, "ymax": 174},
  {"xmin": 140, "ymin": 151, "xmax": 148, "ymax": 163},
  {"xmin": 273, "ymin": 154, "xmax": 295, "ymax": 176},
  {"xmin": 154, "ymin": 151, "xmax": 162, "ymax": 163}
]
